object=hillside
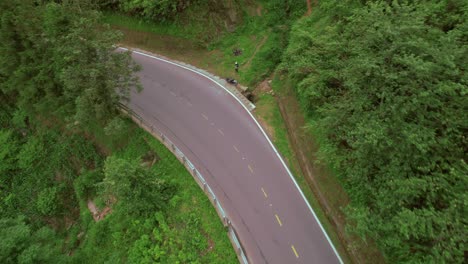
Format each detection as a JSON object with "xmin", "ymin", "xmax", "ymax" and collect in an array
[{"xmin": 0, "ymin": 1, "xmax": 236, "ymax": 263}]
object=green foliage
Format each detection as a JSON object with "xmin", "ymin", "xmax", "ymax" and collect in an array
[
  {"xmin": 0, "ymin": 109, "xmax": 235, "ymax": 263},
  {"xmin": 102, "ymin": 156, "xmax": 176, "ymax": 215},
  {"xmin": 17, "ymin": 136, "xmax": 46, "ymax": 171},
  {"xmin": 101, "ymin": 0, "xmax": 247, "ymax": 45},
  {"xmin": 0, "ymin": 1, "xmax": 236, "ymax": 263},
  {"xmin": 0, "ymin": 217, "xmax": 64, "ymax": 264},
  {"xmin": 11, "ymin": 109, "xmax": 27, "ymax": 129},
  {"xmin": 127, "ymin": 212, "xmax": 206, "ymax": 263},
  {"xmin": 263, "ymin": 0, "xmax": 306, "ymax": 25},
  {"xmin": 0, "ymin": 0, "xmax": 140, "ymax": 126},
  {"xmin": 104, "ymin": 117, "xmax": 129, "ymax": 137},
  {"xmin": 0, "ymin": 130, "xmax": 18, "ymax": 180},
  {"xmin": 73, "ymin": 170, "xmax": 103, "ymax": 201},
  {"xmin": 119, "ymin": 0, "xmax": 182, "ymax": 21},
  {"xmin": 69, "ymin": 127, "xmax": 235, "ymax": 263},
  {"xmin": 0, "ymin": 217, "xmax": 30, "ymax": 263},
  {"xmin": 36, "ymin": 187, "xmax": 59, "ymax": 216},
  {"xmin": 284, "ymin": 0, "xmax": 467, "ymax": 262}
]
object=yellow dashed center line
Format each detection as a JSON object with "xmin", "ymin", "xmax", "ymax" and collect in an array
[
  {"xmin": 275, "ymin": 214, "xmax": 283, "ymax": 227},
  {"xmin": 218, "ymin": 129, "xmax": 224, "ymax": 136},
  {"xmin": 201, "ymin": 113, "xmax": 208, "ymax": 120},
  {"xmin": 233, "ymin": 145, "xmax": 240, "ymax": 153},
  {"xmin": 291, "ymin": 245, "xmax": 299, "ymax": 258},
  {"xmin": 248, "ymin": 165, "xmax": 254, "ymax": 174},
  {"xmin": 261, "ymin": 187, "xmax": 268, "ymax": 198}
]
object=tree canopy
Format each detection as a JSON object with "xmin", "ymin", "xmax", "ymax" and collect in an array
[
  {"xmin": 102, "ymin": 156, "xmax": 176, "ymax": 215},
  {"xmin": 283, "ymin": 0, "xmax": 467, "ymax": 262},
  {"xmin": 0, "ymin": 0, "xmax": 140, "ymax": 126}
]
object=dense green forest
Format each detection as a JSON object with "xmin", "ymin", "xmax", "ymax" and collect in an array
[
  {"xmin": 283, "ymin": 0, "xmax": 467, "ymax": 262},
  {"xmin": 0, "ymin": 1, "xmax": 235, "ymax": 263}
]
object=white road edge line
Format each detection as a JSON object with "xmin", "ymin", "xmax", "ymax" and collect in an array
[{"xmin": 119, "ymin": 47, "xmax": 344, "ymax": 264}]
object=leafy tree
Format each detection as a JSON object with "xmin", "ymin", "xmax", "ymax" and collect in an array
[
  {"xmin": 284, "ymin": 0, "xmax": 467, "ymax": 262},
  {"xmin": 0, "ymin": 0, "xmax": 141, "ymax": 126},
  {"xmin": 17, "ymin": 227, "xmax": 65, "ymax": 264},
  {"xmin": 102, "ymin": 156, "xmax": 176, "ymax": 215},
  {"xmin": 120, "ymin": 0, "xmax": 183, "ymax": 21},
  {"xmin": 0, "ymin": 130, "xmax": 18, "ymax": 181},
  {"xmin": 127, "ymin": 212, "xmax": 206, "ymax": 263},
  {"xmin": 0, "ymin": 217, "xmax": 30, "ymax": 264},
  {"xmin": 16, "ymin": 135, "xmax": 46, "ymax": 172},
  {"xmin": 0, "ymin": 217, "xmax": 64, "ymax": 264},
  {"xmin": 36, "ymin": 187, "xmax": 59, "ymax": 216}
]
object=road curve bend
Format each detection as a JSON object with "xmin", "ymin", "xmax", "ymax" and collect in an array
[{"xmin": 124, "ymin": 48, "xmax": 343, "ymax": 264}]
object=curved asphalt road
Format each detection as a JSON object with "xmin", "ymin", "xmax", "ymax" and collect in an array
[{"xmin": 126, "ymin": 49, "xmax": 342, "ymax": 264}]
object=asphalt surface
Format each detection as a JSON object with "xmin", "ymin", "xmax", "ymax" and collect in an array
[{"xmin": 127, "ymin": 49, "xmax": 343, "ymax": 264}]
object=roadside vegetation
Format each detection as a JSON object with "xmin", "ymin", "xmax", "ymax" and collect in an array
[{"xmin": 0, "ymin": 1, "xmax": 235, "ymax": 263}]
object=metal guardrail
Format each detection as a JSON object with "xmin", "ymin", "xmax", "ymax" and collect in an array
[{"xmin": 118, "ymin": 103, "xmax": 248, "ymax": 264}]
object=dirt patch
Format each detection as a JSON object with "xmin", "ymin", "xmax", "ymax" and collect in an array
[
  {"xmin": 200, "ymin": 230, "xmax": 215, "ymax": 257},
  {"xmin": 141, "ymin": 148, "xmax": 160, "ymax": 167},
  {"xmin": 305, "ymin": 0, "xmax": 318, "ymax": 16},
  {"xmin": 256, "ymin": 79, "xmax": 273, "ymax": 94},
  {"xmin": 87, "ymin": 200, "xmax": 113, "ymax": 222},
  {"xmin": 256, "ymin": 6, "xmax": 263, "ymax": 16}
]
